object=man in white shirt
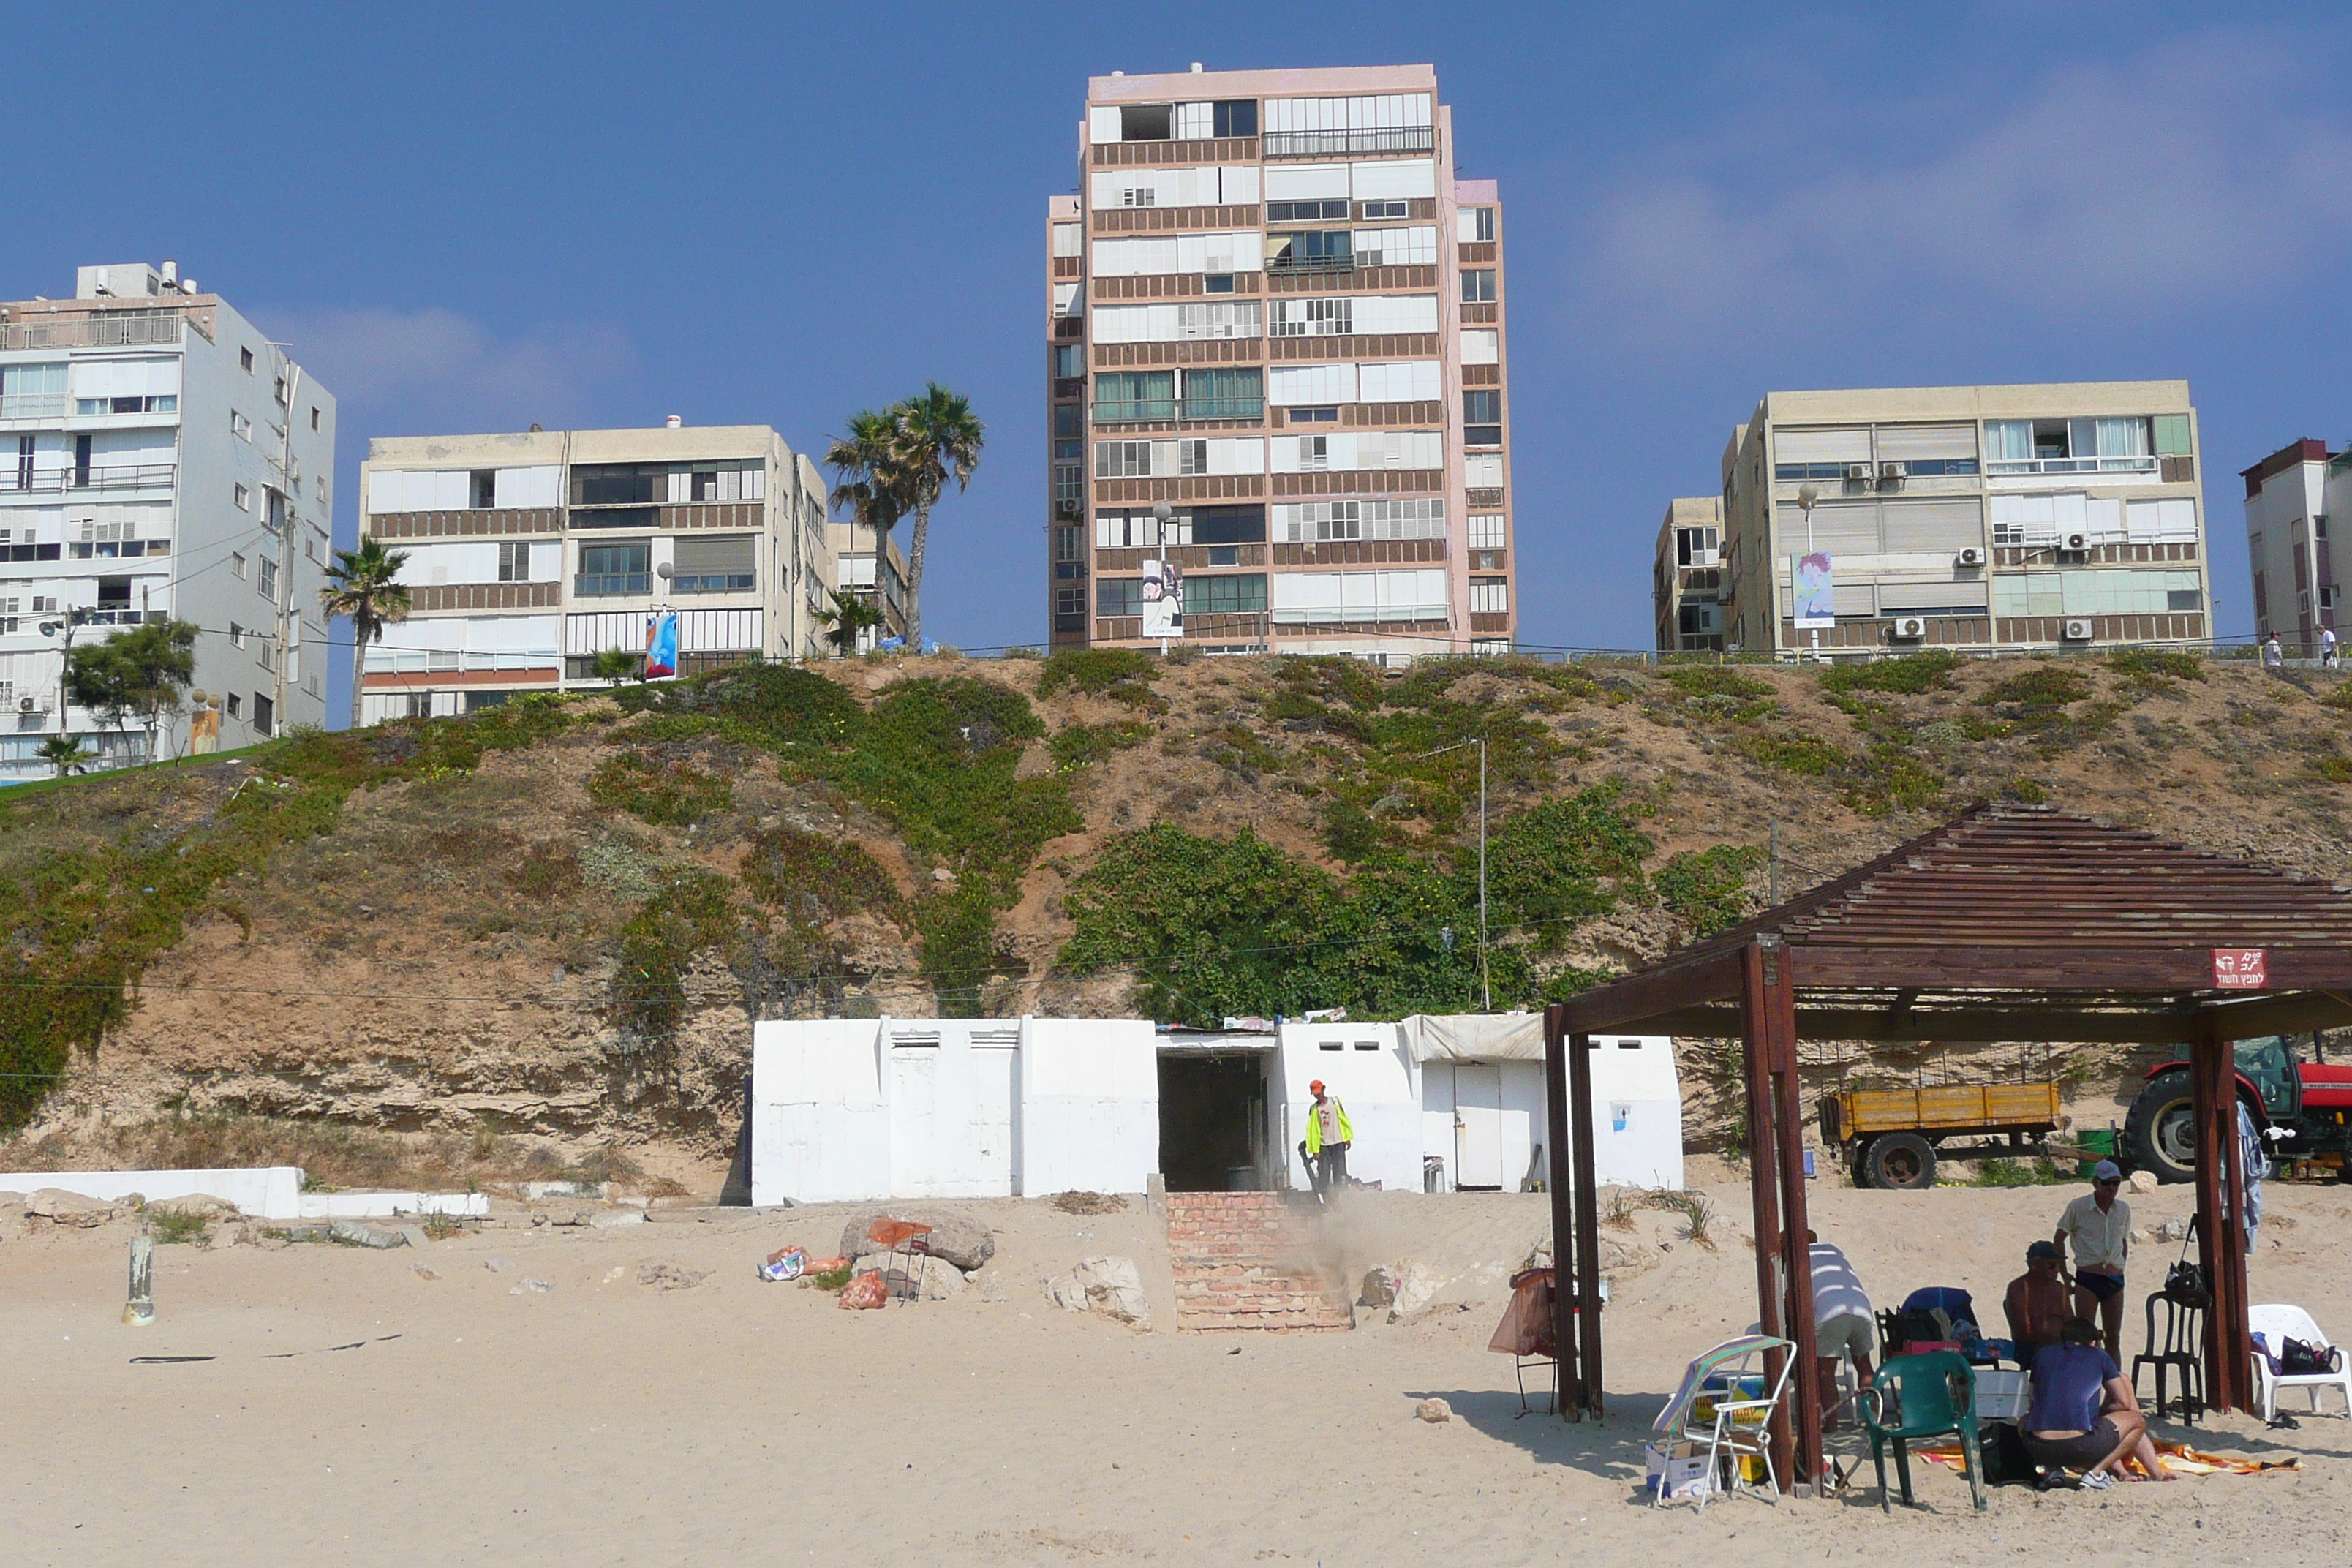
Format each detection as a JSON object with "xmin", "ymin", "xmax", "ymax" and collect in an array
[
  {"xmin": 2323, "ymin": 625, "xmax": 2340, "ymax": 669},
  {"xmin": 2262, "ymin": 633, "xmax": 2284, "ymax": 669},
  {"xmin": 2055, "ymin": 1161, "xmax": 2133, "ymax": 1360},
  {"xmin": 1806, "ymin": 1230, "xmax": 1876, "ymax": 1430}
]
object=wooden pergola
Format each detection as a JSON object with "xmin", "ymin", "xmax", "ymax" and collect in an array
[{"xmin": 1540, "ymin": 802, "xmax": 2352, "ymax": 1485}]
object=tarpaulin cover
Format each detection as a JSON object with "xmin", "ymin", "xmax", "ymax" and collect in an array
[{"xmin": 1401, "ymin": 1013, "xmax": 1545, "ymax": 1063}]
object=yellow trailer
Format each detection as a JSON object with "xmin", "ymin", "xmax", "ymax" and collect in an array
[{"xmin": 1818, "ymin": 1082, "xmax": 2063, "ymax": 1189}]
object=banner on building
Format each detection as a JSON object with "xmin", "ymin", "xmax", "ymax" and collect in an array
[
  {"xmin": 644, "ymin": 612, "xmax": 680, "ymax": 679},
  {"xmin": 1140, "ymin": 559, "xmax": 1183, "ymax": 638},
  {"xmin": 1792, "ymin": 551, "xmax": 1835, "ymax": 630}
]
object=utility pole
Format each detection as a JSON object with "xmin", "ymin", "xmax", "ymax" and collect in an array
[
  {"xmin": 269, "ymin": 353, "xmax": 303, "ymax": 733},
  {"xmin": 1420, "ymin": 734, "xmax": 1490, "ymax": 1010}
]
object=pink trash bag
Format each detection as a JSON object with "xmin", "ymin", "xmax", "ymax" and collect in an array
[{"xmin": 838, "ymin": 1270, "xmax": 889, "ymax": 1311}]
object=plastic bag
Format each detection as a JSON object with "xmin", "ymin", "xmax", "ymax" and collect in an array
[
  {"xmin": 758, "ymin": 1246, "xmax": 809, "ymax": 1283},
  {"xmin": 838, "ymin": 1270, "xmax": 889, "ymax": 1310}
]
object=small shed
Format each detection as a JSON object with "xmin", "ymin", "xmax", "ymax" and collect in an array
[
  {"xmin": 1275, "ymin": 1019, "xmax": 1421, "ymax": 1191},
  {"xmin": 1406, "ymin": 1014, "xmax": 1683, "ymax": 1192}
]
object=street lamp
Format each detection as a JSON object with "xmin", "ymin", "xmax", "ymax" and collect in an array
[
  {"xmin": 1795, "ymin": 481, "xmax": 1823, "ymax": 663},
  {"xmin": 1152, "ymin": 502, "xmax": 1174, "ymax": 655},
  {"xmin": 37, "ymin": 607, "xmax": 90, "ymax": 738}
]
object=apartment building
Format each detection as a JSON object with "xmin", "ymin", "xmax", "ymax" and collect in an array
[
  {"xmin": 828, "ymin": 515, "xmax": 911, "ymax": 650},
  {"xmin": 1047, "ymin": 64, "xmax": 1514, "ymax": 663},
  {"xmin": 2241, "ymin": 437, "xmax": 2344, "ymax": 654},
  {"xmin": 357, "ymin": 423, "xmax": 833, "ymax": 720},
  {"xmin": 0, "ymin": 262, "xmax": 334, "ymax": 782},
  {"xmin": 1654, "ymin": 497, "xmax": 1725, "ymax": 653},
  {"xmin": 1708, "ymin": 382, "xmax": 2208, "ymax": 657}
]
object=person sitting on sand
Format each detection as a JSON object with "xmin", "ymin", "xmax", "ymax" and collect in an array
[
  {"xmin": 2005, "ymin": 1240, "xmax": 2073, "ymax": 1357},
  {"xmin": 2023, "ymin": 1316, "xmax": 2173, "ymax": 1488}
]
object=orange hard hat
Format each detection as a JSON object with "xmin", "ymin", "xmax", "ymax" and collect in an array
[{"xmin": 1309, "ymin": 1079, "xmax": 1325, "ymax": 1093}]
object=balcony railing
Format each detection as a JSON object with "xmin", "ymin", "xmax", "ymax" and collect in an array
[
  {"xmin": 1263, "ymin": 127, "xmax": 1434, "ymax": 157},
  {"xmin": 0, "ymin": 312, "xmax": 184, "ymax": 350},
  {"xmin": 1266, "ymin": 252, "xmax": 1354, "ymax": 274},
  {"xmin": 363, "ymin": 647, "xmax": 561, "ymax": 676},
  {"xmin": 1986, "ymin": 455, "xmax": 2159, "ymax": 476},
  {"xmin": 0, "ymin": 393, "xmax": 68, "ymax": 420},
  {"xmin": 1094, "ymin": 398, "xmax": 1177, "ymax": 423},
  {"xmin": 0, "ymin": 462, "xmax": 177, "ymax": 494},
  {"xmin": 1182, "ymin": 396, "xmax": 1263, "ymax": 421}
]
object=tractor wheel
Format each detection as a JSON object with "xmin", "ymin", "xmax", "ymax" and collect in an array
[
  {"xmin": 1864, "ymin": 1131, "xmax": 1939, "ymax": 1191},
  {"xmin": 2124, "ymin": 1070, "xmax": 2198, "ymax": 1184}
]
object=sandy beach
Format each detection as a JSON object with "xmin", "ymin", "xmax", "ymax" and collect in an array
[{"xmin": 4, "ymin": 1175, "xmax": 2347, "ymax": 1567}]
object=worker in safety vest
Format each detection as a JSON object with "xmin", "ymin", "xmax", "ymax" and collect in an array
[{"xmin": 1303, "ymin": 1079, "xmax": 1353, "ymax": 1199}]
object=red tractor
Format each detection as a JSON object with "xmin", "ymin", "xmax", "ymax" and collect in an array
[{"xmin": 2123, "ymin": 1033, "xmax": 2352, "ymax": 1183}]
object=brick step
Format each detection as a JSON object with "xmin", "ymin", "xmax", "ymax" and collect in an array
[{"xmin": 1164, "ymin": 1190, "xmax": 1352, "ymax": 1333}]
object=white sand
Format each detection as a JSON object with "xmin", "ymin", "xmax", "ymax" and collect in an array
[{"xmin": 4, "ymin": 1177, "xmax": 2347, "ymax": 1567}]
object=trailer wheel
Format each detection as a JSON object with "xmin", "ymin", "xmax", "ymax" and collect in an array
[{"xmin": 1864, "ymin": 1131, "xmax": 1939, "ymax": 1191}]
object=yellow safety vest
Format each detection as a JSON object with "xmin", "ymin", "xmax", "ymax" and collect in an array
[{"xmin": 1305, "ymin": 1096, "xmax": 1352, "ymax": 1154}]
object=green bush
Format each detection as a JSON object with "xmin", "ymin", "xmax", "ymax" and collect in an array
[
  {"xmin": 1036, "ymin": 647, "xmax": 1164, "ymax": 708},
  {"xmin": 586, "ymin": 752, "xmax": 734, "ymax": 826},
  {"xmin": 611, "ymin": 872, "xmax": 739, "ymax": 1046},
  {"xmin": 1980, "ymin": 666, "xmax": 2092, "ymax": 711},
  {"xmin": 1049, "ymin": 720, "xmax": 1153, "ymax": 770},
  {"xmin": 2107, "ymin": 647, "xmax": 2205, "ymax": 683},
  {"xmin": 1814, "ymin": 650, "xmax": 1960, "ymax": 696},
  {"xmin": 1665, "ymin": 666, "xmax": 1774, "ymax": 701},
  {"xmin": 148, "ymin": 1207, "xmax": 211, "ymax": 1245},
  {"xmin": 1654, "ymin": 845, "xmax": 1764, "ymax": 936},
  {"xmin": 1735, "ymin": 731, "xmax": 1848, "ymax": 775}
]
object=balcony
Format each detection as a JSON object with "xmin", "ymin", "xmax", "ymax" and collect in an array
[
  {"xmin": 0, "ymin": 312, "xmax": 184, "ymax": 350},
  {"xmin": 1093, "ymin": 397, "xmax": 1177, "ymax": 423},
  {"xmin": 1182, "ymin": 396, "xmax": 1262, "ymax": 421},
  {"xmin": 0, "ymin": 463, "xmax": 177, "ymax": 494},
  {"xmin": 1263, "ymin": 127, "xmax": 1434, "ymax": 158},
  {"xmin": 574, "ymin": 572, "xmax": 652, "ymax": 597},
  {"xmin": 0, "ymin": 393, "xmax": 68, "ymax": 421},
  {"xmin": 1986, "ymin": 455, "xmax": 2158, "ymax": 477}
]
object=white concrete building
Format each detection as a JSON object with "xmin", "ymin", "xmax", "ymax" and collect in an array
[
  {"xmin": 2240, "ymin": 437, "xmax": 2344, "ymax": 655},
  {"xmin": 0, "ymin": 262, "xmax": 336, "ymax": 780},
  {"xmin": 357, "ymin": 425, "xmax": 835, "ymax": 720},
  {"xmin": 749, "ymin": 1012, "xmax": 1681, "ymax": 1206}
]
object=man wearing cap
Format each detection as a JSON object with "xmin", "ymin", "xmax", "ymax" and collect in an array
[
  {"xmin": 1303, "ymin": 1079, "xmax": 1352, "ymax": 1200},
  {"xmin": 2005, "ymin": 1240, "xmax": 2074, "ymax": 1357},
  {"xmin": 2055, "ymin": 1161, "xmax": 2133, "ymax": 1360}
]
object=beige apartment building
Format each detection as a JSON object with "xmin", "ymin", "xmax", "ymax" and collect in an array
[
  {"xmin": 2240, "ymin": 437, "xmax": 2344, "ymax": 655},
  {"xmin": 1701, "ymin": 382, "xmax": 2209, "ymax": 657},
  {"xmin": 1047, "ymin": 63, "xmax": 1515, "ymax": 662},
  {"xmin": 357, "ymin": 423, "xmax": 833, "ymax": 720},
  {"xmin": 1654, "ymin": 497, "xmax": 1725, "ymax": 653}
]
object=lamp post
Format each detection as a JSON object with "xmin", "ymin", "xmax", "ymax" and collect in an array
[
  {"xmin": 1795, "ymin": 481, "xmax": 1822, "ymax": 663},
  {"xmin": 1152, "ymin": 502, "xmax": 1174, "ymax": 655},
  {"xmin": 1420, "ymin": 734, "xmax": 1490, "ymax": 1010},
  {"xmin": 37, "ymin": 607, "xmax": 89, "ymax": 737}
]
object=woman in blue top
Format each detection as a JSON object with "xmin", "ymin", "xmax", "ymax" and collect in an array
[{"xmin": 2023, "ymin": 1317, "xmax": 2174, "ymax": 1486}]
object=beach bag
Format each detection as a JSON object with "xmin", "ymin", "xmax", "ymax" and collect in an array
[
  {"xmin": 2278, "ymin": 1338, "xmax": 2342, "ymax": 1376},
  {"xmin": 1981, "ymin": 1422, "xmax": 2038, "ymax": 1485},
  {"xmin": 1888, "ymin": 1308, "xmax": 1944, "ymax": 1352},
  {"xmin": 838, "ymin": 1270, "xmax": 889, "ymax": 1310}
]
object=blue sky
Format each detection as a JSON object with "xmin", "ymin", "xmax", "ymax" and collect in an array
[{"xmin": 7, "ymin": 2, "xmax": 2350, "ymax": 705}]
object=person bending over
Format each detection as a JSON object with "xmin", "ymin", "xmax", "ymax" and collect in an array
[{"xmin": 2023, "ymin": 1316, "xmax": 2172, "ymax": 1487}]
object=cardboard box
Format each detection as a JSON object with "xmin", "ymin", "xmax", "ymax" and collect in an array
[
  {"xmin": 1645, "ymin": 1441, "xmax": 1715, "ymax": 1501},
  {"xmin": 1973, "ymin": 1368, "xmax": 2029, "ymax": 1422}
]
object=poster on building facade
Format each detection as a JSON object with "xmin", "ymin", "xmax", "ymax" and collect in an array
[
  {"xmin": 1140, "ymin": 559, "xmax": 1183, "ymax": 638},
  {"xmin": 1792, "ymin": 551, "xmax": 1835, "ymax": 629},
  {"xmin": 644, "ymin": 611, "xmax": 680, "ymax": 678}
]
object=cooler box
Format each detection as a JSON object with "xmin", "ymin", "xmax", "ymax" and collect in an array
[
  {"xmin": 1644, "ymin": 1441, "xmax": 1714, "ymax": 1501},
  {"xmin": 1973, "ymin": 1368, "xmax": 2029, "ymax": 1422}
]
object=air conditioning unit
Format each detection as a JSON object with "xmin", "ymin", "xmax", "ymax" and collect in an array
[
  {"xmin": 1844, "ymin": 462, "xmax": 1874, "ymax": 482},
  {"xmin": 1054, "ymin": 499, "xmax": 1082, "ymax": 521},
  {"xmin": 1891, "ymin": 616, "xmax": 1927, "ymax": 641},
  {"xmin": 1879, "ymin": 461, "xmax": 1909, "ymax": 481},
  {"xmin": 2062, "ymin": 531, "xmax": 2091, "ymax": 552},
  {"xmin": 16, "ymin": 697, "xmax": 31, "ymax": 714},
  {"xmin": 2062, "ymin": 619, "xmax": 2096, "ymax": 641},
  {"xmin": 1955, "ymin": 546, "xmax": 1987, "ymax": 568}
]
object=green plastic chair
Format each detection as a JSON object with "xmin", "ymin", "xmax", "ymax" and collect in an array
[{"xmin": 1861, "ymin": 1351, "xmax": 1986, "ymax": 1513}]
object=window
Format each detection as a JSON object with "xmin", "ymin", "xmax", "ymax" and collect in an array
[
  {"xmin": 1054, "ymin": 586, "xmax": 1088, "ymax": 632},
  {"xmin": 1053, "ymin": 404, "xmax": 1083, "ymax": 438},
  {"xmin": 1094, "ymin": 370, "xmax": 1175, "ymax": 423},
  {"xmin": 2320, "ymin": 586, "xmax": 2340, "ymax": 612},
  {"xmin": 254, "ymin": 695, "xmax": 274, "ymax": 736},
  {"xmin": 310, "ymin": 406, "xmax": 320, "ymax": 432},
  {"xmin": 1175, "ymin": 439, "xmax": 1209, "ymax": 475},
  {"xmin": 230, "ymin": 410, "xmax": 252, "ymax": 441},
  {"xmin": 1202, "ymin": 274, "xmax": 1235, "ymax": 294},
  {"xmin": 2152, "ymin": 414, "xmax": 2193, "ymax": 456},
  {"xmin": 1264, "ymin": 199, "xmax": 1349, "ymax": 223},
  {"xmin": 75, "ymin": 393, "xmax": 176, "ymax": 415},
  {"xmin": 1093, "ymin": 441, "xmax": 1150, "ymax": 479},
  {"xmin": 1054, "ymin": 462, "xmax": 1084, "ymax": 514},
  {"xmin": 1213, "ymin": 99, "xmax": 1256, "ymax": 138},
  {"xmin": 1460, "ymin": 268, "xmax": 1496, "ymax": 304},
  {"xmin": 1181, "ymin": 366, "xmax": 1262, "ymax": 420},
  {"xmin": 673, "ymin": 535, "xmax": 756, "ymax": 593},
  {"xmin": 1270, "ymin": 297, "xmax": 1352, "ymax": 337},
  {"xmin": 1295, "ymin": 435, "xmax": 1328, "ymax": 471},
  {"xmin": 1466, "ymin": 207, "xmax": 1497, "ymax": 241},
  {"xmin": 1676, "ymin": 525, "xmax": 1721, "ymax": 567},
  {"xmin": 1054, "ymin": 438, "xmax": 1082, "ymax": 461},
  {"xmin": 576, "ymin": 540, "xmax": 652, "ymax": 596},
  {"xmin": 273, "ymin": 376, "xmax": 289, "ymax": 406},
  {"xmin": 1119, "ymin": 104, "xmax": 1171, "ymax": 142},
  {"xmin": 1097, "ymin": 578, "xmax": 1143, "ymax": 617},
  {"xmin": 2315, "ymin": 514, "xmax": 2330, "ymax": 541},
  {"xmin": 1267, "ymin": 230, "xmax": 1352, "ymax": 271},
  {"xmin": 257, "ymin": 556, "xmax": 278, "ymax": 602},
  {"xmin": 470, "ymin": 470, "xmax": 497, "ymax": 509},
  {"xmin": 1189, "ymin": 505, "xmax": 1266, "ymax": 545},
  {"xmin": 1289, "ymin": 407, "xmax": 1338, "ymax": 423},
  {"xmin": 226, "ymin": 692, "xmax": 241, "ymax": 718},
  {"xmin": 1471, "ymin": 577, "xmax": 1509, "ymax": 614},
  {"xmin": 497, "ymin": 540, "xmax": 534, "ymax": 581},
  {"xmin": 230, "ymin": 551, "xmax": 248, "ymax": 579},
  {"xmin": 1052, "ymin": 344, "xmax": 1084, "ymax": 380},
  {"xmin": 1463, "ymin": 390, "xmax": 1502, "ymax": 447},
  {"xmin": 1359, "ymin": 199, "xmax": 1409, "ymax": 221},
  {"xmin": 1985, "ymin": 417, "xmax": 2155, "ymax": 475},
  {"xmin": 1183, "ymin": 573, "xmax": 1267, "ymax": 615},
  {"xmin": 239, "ymin": 347, "xmax": 254, "ymax": 373},
  {"xmin": 1467, "ymin": 513, "xmax": 1506, "ymax": 549}
]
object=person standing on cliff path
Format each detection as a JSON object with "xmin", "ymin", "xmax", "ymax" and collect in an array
[{"xmin": 1303, "ymin": 1079, "xmax": 1352, "ymax": 1201}]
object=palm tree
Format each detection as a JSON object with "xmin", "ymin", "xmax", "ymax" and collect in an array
[
  {"xmin": 886, "ymin": 382, "xmax": 984, "ymax": 649},
  {"xmin": 813, "ymin": 589, "xmax": 884, "ymax": 657},
  {"xmin": 35, "ymin": 734, "xmax": 86, "ymax": 780},
  {"xmin": 589, "ymin": 647, "xmax": 644, "ymax": 687},
  {"xmin": 823, "ymin": 407, "xmax": 913, "ymax": 630},
  {"xmin": 318, "ymin": 538, "xmax": 412, "ymax": 730}
]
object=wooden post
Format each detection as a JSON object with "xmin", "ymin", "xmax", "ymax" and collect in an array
[
  {"xmin": 1569, "ymin": 1031, "xmax": 1605, "ymax": 1420},
  {"xmin": 1738, "ymin": 943, "xmax": 1791, "ymax": 1488},
  {"xmin": 1543, "ymin": 1003, "xmax": 1581, "ymax": 1419},
  {"xmin": 124, "ymin": 1235, "xmax": 154, "ymax": 1327},
  {"xmin": 1764, "ymin": 938, "xmax": 1823, "ymax": 1488},
  {"xmin": 2207, "ymin": 1020, "xmax": 2253, "ymax": 1414},
  {"xmin": 2189, "ymin": 1024, "xmax": 2234, "ymax": 1411}
]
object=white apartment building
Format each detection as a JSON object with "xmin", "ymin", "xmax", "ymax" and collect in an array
[
  {"xmin": 1713, "ymin": 382, "xmax": 2209, "ymax": 657},
  {"xmin": 357, "ymin": 425, "xmax": 834, "ymax": 720},
  {"xmin": 0, "ymin": 262, "xmax": 333, "ymax": 782},
  {"xmin": 1047, "ymin": 63, "xmax": 1515, "ymax": 663},
  {"xmin": 2240, "ymin": 437, "xmax": 2344, "ymax": 654},
  {"xmin": 1654, "ymin": 496, "xmax": 1725, "ymax": 653},
  {"xmin": 827, "ymin": 515, "xmax": 909, "ymax": 650}
]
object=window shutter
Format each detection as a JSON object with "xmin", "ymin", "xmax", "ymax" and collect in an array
[
  {"xmin": 1877, "ymin": 498, "xmax": 1983, "ymax": 554},
  {"xmin": 1872, "ymin": 424, "xmax": 1976, "ymax": 462},
  {"xmin": 1774, "ymin": 427, "xmax": 1871, "ymax": 465}
]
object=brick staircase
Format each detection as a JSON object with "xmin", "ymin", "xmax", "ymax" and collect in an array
[{"xmin": 1164, "ymin": 1191, "xmax": 1355, "ymax": 1333}]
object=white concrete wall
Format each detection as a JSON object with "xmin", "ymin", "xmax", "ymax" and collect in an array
[
  {"xmin": 1417, "ymin": 1033, "xmax": 1684, "ymax": 1192},
  {"xmin": 1278, "ymin": 1021, "xmax": 1420, "ymax": 1191},
  {"xmin": 1019, "ymin": 1017, "xmax": 1158, "ymax": 1196},
  {"xmin": 0, "ymin": 1166, "xmax": 302, "ymax": 1218},
  {"xmin": 750, "ymin": 1019, "xmax": 892, "ymax": 1206}
]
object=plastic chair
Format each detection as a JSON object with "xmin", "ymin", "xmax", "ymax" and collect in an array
[
  {"xmin": 1862, "ymin": 1351, "xmax": 1987, "ymax": 1512},
  {"xmin": 1650, "ymin": 1336, "xmax": 1793, "ymax": 1511},
  {"xmin": 2133, "ymin": 1291, "xmax": 2205, "ymax": 1425},
  {"xmin": 2250, "ymin": 1304, "xmax": 2352, "ymax": 1422}
]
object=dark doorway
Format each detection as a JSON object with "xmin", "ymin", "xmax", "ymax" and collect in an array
[{"xmin": 1158, "ymin": 1053, "xmax": 1266, "ymax": 1191}]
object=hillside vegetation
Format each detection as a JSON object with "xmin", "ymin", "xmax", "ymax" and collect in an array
[{"xmin": 3, "ymin": 647, "xmax": 2347, "ymax": 1179}]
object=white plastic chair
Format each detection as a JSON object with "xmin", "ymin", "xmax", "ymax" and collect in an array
[{"xmin": 2250, "ymin": 1303, "xmax": 2352, "ymax": 1422}]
